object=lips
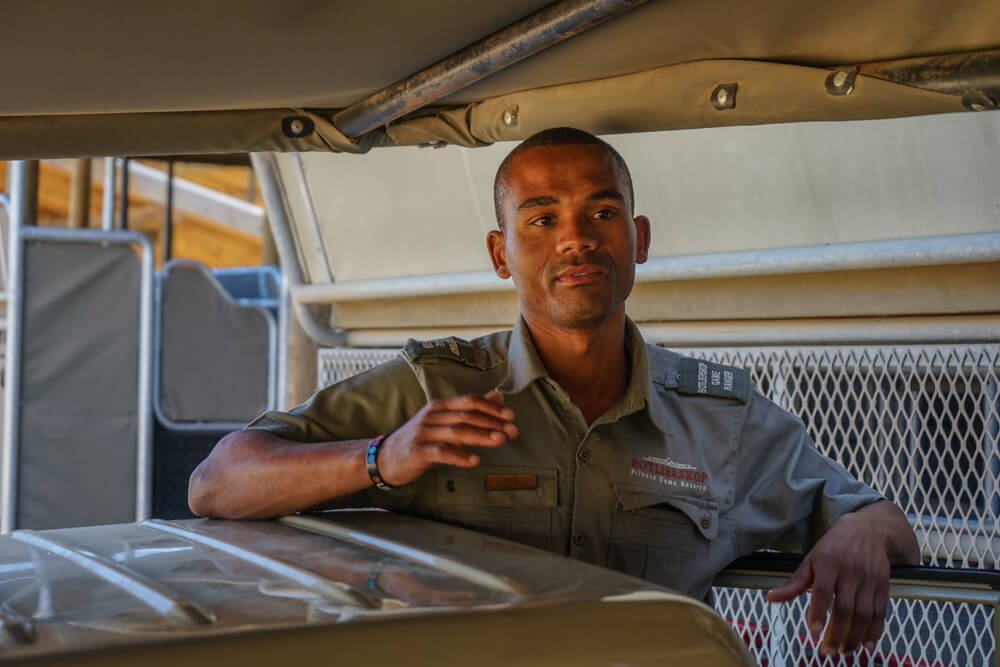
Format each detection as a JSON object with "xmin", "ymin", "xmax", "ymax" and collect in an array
[{"xmin": 554, "ymin": 264, "xmax": 608, "ymax": 285}]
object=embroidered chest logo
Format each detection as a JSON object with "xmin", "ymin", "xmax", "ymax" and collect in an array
[{"xmin": 631, "ymin": 456, "xmax": 709, "ymax": 491}]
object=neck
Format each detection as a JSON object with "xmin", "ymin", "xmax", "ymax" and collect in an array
[{"xmin": 522, "ymin": 308, "xmax": 630, "ymax": 424}]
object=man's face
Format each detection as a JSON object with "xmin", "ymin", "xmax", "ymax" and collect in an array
[{"xmin": 487, "ymin": 144, "xmax": 650, "ymax": 330}]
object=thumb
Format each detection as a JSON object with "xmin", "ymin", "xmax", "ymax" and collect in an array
[
  {"xmin": 485, "ymin": 390, "xmax": 505, "ymax": 404},
  {"xmin": 766, "ymin": 561, "xmax": 813, "ymax": 603}
]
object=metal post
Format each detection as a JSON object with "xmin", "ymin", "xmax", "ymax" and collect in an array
[
  {"xmin": 163, "ymin": 158, "xmax": 174, "ymax": 263},
  {"xmin": 135, "ymin": 231, "xmax": 153, "ymax": 520},
  {"xmin": 249, "ymin": 152, "xmax": 345, "ymax": 347},
  {"xmin": 101, "ymin": 157, "xmax": 116, "ymax": 231},
  {"xmin": 2, "ymin": 160, "xmax": 38, "ymax": 533},
  {"xmin": 67, "ymin": 159, "xmax": 91, "ymax": 229},
  {"xmin": 276, "ymin": 272, "xmax": 290, "ymax": 409},
  {"xmin": 118, "ymin": 157, "xmax": 130, "ymax": 230}
]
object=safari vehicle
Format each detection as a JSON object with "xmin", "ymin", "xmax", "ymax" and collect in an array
[{"xmin": 1, "ymin": 0, "xmax": 1000, "ymax": 665}]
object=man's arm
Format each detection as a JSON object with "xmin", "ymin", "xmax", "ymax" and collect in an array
[
  {"xmin": 188, "ymin": 392, "xmax": 518, "ymax": 519},
  {"xmin": 766, "ymin": 499, "xmax": 920, "ymax": 657}
]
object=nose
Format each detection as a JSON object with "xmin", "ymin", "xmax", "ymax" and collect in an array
[{"xmin": 556, "ymin": 215, "xmax": 598, "ymax": 254}]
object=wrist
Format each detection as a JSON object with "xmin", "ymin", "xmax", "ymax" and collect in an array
[{"xmin": 365, "ymin": 435, "xmax": 400, "ymax": 491}]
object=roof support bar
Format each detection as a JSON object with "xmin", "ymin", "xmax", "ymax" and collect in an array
[
  {"xmin": 332, "ymin": 0, "xmax": 650, "ymax": 138},
  {"xmin": 856, "ymin": 48, "xmax": 1000, "ymax": 110}
]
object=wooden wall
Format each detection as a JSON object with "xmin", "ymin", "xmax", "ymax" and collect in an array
[{"xmin": 0, "ymin": 160, "xmax": 263, "ymax": 268}]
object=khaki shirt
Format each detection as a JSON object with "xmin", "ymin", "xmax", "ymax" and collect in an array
[{"xmin": 249, "ymin": 318, "xmax": 883, "ymax": 600}]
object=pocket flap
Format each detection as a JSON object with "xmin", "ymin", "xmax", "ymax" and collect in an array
[
  {"xmin": 437, "ymin": 466, "xmax": 558, "ymax": 509},
  {"xmin": 612, "ymin": 482, "xmax": 719, "ymax": 540}
]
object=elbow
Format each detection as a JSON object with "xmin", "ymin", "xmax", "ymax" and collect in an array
[
  {"xmin": 187, "ymin": 458, "xmax": 216, "ymax": 517},
  {"xmin": 186, "ymin": 431, "xmax": 241, "ymax": 518}
]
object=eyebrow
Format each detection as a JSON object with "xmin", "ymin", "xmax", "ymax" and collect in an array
[
  {"xmin": 517, "ymin": 195, "xmax": 558, "ymax": 211},
  {"xmin": 516, "ymin": 188, "xmax": 625, "ymax": 212},
  {"xmin": 588, "ymin": 188, "xmax": 625, "ymax": 204}
]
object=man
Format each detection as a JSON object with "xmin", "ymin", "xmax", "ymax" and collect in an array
[{"xmin": 190, "ymin": 127, "xmax": 919, "ymax": 657}]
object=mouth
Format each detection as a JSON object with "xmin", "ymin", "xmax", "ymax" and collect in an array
[{"xmin": 555, "ymin": 264, "xmax": 608, "ymax": 285}]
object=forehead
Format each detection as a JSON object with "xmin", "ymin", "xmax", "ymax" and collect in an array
[{"xmin": 504, "ymin": 144, "xmax": 624, "ymax": 201}]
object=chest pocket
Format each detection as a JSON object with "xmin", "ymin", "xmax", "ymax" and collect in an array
[
  {"xmin": 425, "ymin": 465, "xmax": 558, "ymax": 551},
  {"xmin": 608, "ymin": 483, "xmax": 720, "ymax": 595}
]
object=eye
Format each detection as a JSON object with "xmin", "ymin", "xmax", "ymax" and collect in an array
[
  {"xmin": 593, "ymin": 208, "xmax": 617, "ymax": 220},
  {"xmin": 529, "ymin": 215, "xmax": 554, "ymax": 227}
]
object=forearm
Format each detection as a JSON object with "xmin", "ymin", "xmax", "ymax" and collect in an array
[
  {"xmin": 854, "ymin": 499, "xmax": 921, "ymax": 565},
  {"xmin": 188, "ymin": 429, "xmax": 373, "ymax": 520}
]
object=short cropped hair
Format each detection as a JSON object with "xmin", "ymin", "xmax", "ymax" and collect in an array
[{"xmin": 492, "ymin": 127, "xmax": 635, "ymax": 229}]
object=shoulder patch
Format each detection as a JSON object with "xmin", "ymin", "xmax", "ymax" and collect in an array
[
  {"xmin": 404, "ymin": 337, "xmax": 483, "ymax": 369},
  {"xmin": 676, "ymin": 357, "xmax": 750, "ymax": 403}
]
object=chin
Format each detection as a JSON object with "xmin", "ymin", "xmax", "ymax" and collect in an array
[{"xmin": 550, "ymin": 305, "xmax": 616, "ymax": 330}]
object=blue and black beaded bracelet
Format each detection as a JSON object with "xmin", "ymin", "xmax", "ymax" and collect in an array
[{"xmin": 365, "ymin": 435, "xmax": 399, "ymax": 491}]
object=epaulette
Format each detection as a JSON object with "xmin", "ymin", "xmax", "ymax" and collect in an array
[
  {"xmin": 676, "ymin": 357, "xmax": 751, "ymax": 403},
  {"xmin": 403, "ymin": 337, "xmax": 483, "ymax": 370}
]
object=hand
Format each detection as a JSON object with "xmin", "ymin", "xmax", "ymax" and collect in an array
[
  {"xmin": 376, "ymin": 391, "xmax": 517, "ymax": 487},
  {"xmin": 765, "ymin": 511, "xmax": 891, "ymax": 657}
]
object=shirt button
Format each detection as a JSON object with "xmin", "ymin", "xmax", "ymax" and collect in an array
[
  {"xmin": 578, "ymin": 449, "xmax": 591, "ymax": 463},
  {"xmin": 572, "ymin": 533, "xmax": 586, "ymax": 546},
  {"xmin": 700, "ymin": 515, "xmax": 711, "ymax": 530}
]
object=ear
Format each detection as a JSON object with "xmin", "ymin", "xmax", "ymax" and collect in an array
[
  {"xmin": 633, "ymin": 215, "xmax": 651, "ymax": 264},
  {"xmin": 486, "ymin": 229, "xmax": 511, "ymax": 279}
]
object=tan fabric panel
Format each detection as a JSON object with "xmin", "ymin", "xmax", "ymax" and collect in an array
[
  {"xmin": 468, "ymin": 60, "xmax": 966, "ymax": 142},
  {"xmin": 0, "ymin": 62, "xmax": 978, "ymax": 160},
  {"xmin": 446, "ymin": 0, "xmax": 1000, "ymax": 108},
  {"xmin": 0, "ymin": 109, "xmax": 343, "ymax": 160},
  {"xmin": 3, "ymin": 0, "xmax": 997, "ymax": 116},
  {"xmin": 328, "ymin": 262, "xmax": 1000, "ymax": 329}
]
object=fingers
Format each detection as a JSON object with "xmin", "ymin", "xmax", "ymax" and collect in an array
[
  {"xmin": 765, "ymin": 561, "xmax": 812, "ymax": 603},
  {"xmin": 844, "ymin": 584, "xmax": 876, "ymax": 654},
  {"xmin": 820, "ymin": 575, "xmax": 860, "ymax": 656},
  {"xmin": 433, "ymin": 394, "xmax": 514, "ymax": 422},
  {"xmin": 417, "ymin": 393, "xmax": 518, "ymax": 447},
  {"xmin": 806, "ymin": 566, "xmax": 836, "ymax": 641},
  {"xmin": 379, "ymin": 392, "xmax": 516, "ymax": 486},
  {"xmin": 425, "ymin": 443, "xmax": 481, "ymax": 468},
  {"xmin": 863, "ymin": 582, "xmax": 889, "ymax": 652},
  {"xmin": 423, "ymin": 407, "xmax": 519, "ymax": 439},
  {"xmin": 416, "ymin": 424, "xmax": 509, "ymax": 448}
]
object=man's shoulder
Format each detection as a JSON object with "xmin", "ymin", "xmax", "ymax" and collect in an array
[
  {"xmin": 402, "ymin": 329, "xmax": 511, "ymax": 371},
  {"xmin": 646, "ymin": 343, "xmax": 752, "ymax": 404}
]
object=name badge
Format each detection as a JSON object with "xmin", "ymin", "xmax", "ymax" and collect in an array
[{"xmin": 485, "ymin": 474, "xmax": 538, "ymax": 490}]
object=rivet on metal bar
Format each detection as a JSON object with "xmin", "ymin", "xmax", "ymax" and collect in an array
[
  {"xmin": 826, "ymin": 67, "xmax": 858, "ymax": 96},
  {"xmin": 711, "ymin": 83, "xmax": 738, "ymax": 110}
]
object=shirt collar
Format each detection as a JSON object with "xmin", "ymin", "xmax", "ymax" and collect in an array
[
  {"xmin": 496, "ymin": 317, "xmax": 549, "ymax": 394},
  {"xmin": 496, "ymin": 316, "xmax": 673, "ymax": 437},
  {"xmin": 607, "ymin": 318, "xmax": 672, "ymax": 436}
]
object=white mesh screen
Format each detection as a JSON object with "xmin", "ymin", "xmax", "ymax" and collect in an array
[
  {"xmin": 672, "ymin": 345, "xmax": 1000, "ymax": 570},
  {"xmin": 318, "ymin": 348, "xmax": 399, "ymax": 386},
  {"xmin": 715, "ymin": 587, "xmax": 996, "ymax": 667}
]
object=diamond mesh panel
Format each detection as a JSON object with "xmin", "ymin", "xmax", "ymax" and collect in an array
[
  {"xmin": 318, "ymin": 348, "xmax": 399, "ymax": 386},
  {"xmin": 318, "ymin": 343, "xmax": 1000, "ymax": 664},
  {"xmin": 714, "ymin": 587, "xmax": 997, "ymax": 667},
  {"xmin": 671, "ymin": 345, "xmax": 1000, "ymax": 570}
]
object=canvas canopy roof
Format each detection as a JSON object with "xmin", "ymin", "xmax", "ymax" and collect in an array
[{"xmin": 3, "ymin": 0, "xmax": 999, "ymax": 159}]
